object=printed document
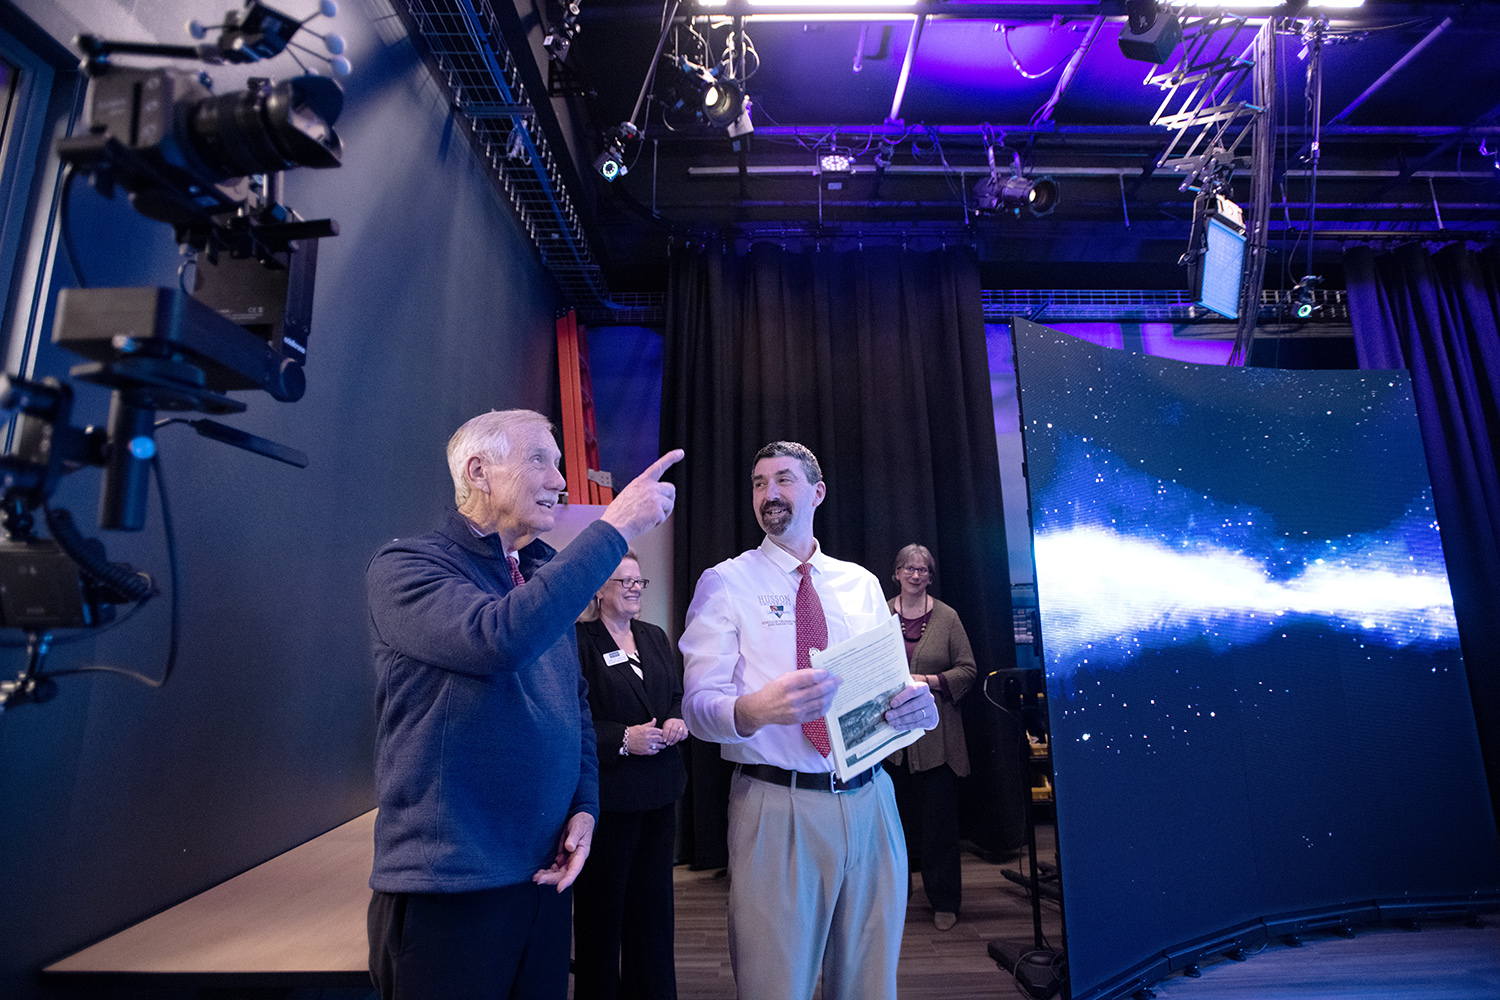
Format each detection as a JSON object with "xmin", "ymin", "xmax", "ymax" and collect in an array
[{"xmin": 810, "ymin": 613, "xmax": 922, "ymax": 782}]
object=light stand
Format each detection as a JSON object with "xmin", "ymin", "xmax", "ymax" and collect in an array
[{"xmin": 985, "ymin": 666, "xmax": 1066, "ymax": 1000}]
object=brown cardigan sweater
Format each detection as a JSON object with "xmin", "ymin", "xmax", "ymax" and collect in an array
[{"xmin": 886, "ymin": 596, "xmax": 977, "ymax": 776}]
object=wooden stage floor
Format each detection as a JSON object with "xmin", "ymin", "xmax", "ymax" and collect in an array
[
  {"xmin": 662, "ymin": 829, "xmax": 1063, "ymax": 1000},
  {"xmin": 658, "ymin": 826, "xmax": 1500, "ymax": 1000},
  {"xmin": 48, "ymin": 812, "xmax": 1498, "ymax": 999}
]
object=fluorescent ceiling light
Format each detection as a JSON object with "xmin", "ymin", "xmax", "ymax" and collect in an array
[
  {"xmin": 698, "ymin": 0, "xmax": 919, "ymax": 6},
  {"xmin": 1166, "ymin": 1, "xmax": 1364, "ymax": 7},
  {"xmin": 723, "ymin": 10, "xmax": 918, "ymax": 19}
]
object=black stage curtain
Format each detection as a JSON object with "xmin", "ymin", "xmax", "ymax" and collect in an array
[
  {"xmin": 661, "ymin": 241, "xmax": 1018, "ymax": 868},
  {"xmin": 1345, "ymin": 242, "xmax": 1500, "ymax": 825}
]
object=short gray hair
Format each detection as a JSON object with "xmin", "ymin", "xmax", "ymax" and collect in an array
[
  {"xmin": 447, "ymin": 409, "xmax": 554, "ymax": 507},
  {"xmin": 753, "ymin": 441, "xmax": 823, "ymax": 486}
]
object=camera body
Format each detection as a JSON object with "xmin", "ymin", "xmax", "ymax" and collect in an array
[
  {"xmin": 0, "ymin": 3, "xmax": 346, "ymax": 710},
  {"xmin": 60, "ymin": 66, "xmax": 342, "ymax": 231},
  {"xmin": 54, "ymin": 62, "xmax": 342, "ymax": 405},
  {"xmin": 3, "ymin": 7, "xmax": 347, "ymax": 534}
]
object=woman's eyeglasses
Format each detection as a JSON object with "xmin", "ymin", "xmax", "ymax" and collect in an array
[
  {"xmin": 611, "ymin": 577, "xmax": 650, "ymax": 589},
  {"xmin": 897, "ymin": 566, "xmax": 931, "ymax": 576}
]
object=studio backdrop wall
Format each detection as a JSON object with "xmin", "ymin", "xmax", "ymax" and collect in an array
[{"xmin": 0, "ymin": 2, "xmax": 563, "ymax": 997}]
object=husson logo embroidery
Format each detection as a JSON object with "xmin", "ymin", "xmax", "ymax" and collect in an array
[{"xmin": 759, "ymin": 594, "xmax": 793, "ymax": 619}]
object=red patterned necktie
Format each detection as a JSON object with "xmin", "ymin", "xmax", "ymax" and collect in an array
[
  {"xmin": 795, "ymin": 562, "xmax": 832, "ymax": 757},
  {"xmin": 507, "ymin": 555, "xmax": 525, "ymax": 588}
]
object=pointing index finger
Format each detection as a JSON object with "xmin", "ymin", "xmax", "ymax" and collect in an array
[{"xmin": 636, "ymin": 448, "xmax": 685, "ymax": 484}]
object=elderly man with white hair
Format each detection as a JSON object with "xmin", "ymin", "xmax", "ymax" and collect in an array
[{"xmin": 366, "ymin": 408, "xmax": 681, "ymax": 1000}]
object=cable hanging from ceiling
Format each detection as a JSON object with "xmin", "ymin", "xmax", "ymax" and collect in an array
[
  {"xmin": 999, "ymin": 20, "xmax": 1095, "ymax": 81},
  {"xmin": 597, "ymin": 5, "xmax": 761, "ymax": 181}
]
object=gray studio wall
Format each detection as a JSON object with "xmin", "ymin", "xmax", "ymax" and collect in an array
[{"xmin": 0, "ymin": 1, "xmax": 562, "ymax": 997}]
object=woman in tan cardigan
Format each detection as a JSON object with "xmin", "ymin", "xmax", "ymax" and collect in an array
[{"xmin": 885, "ymin": 543, "xmax": 977, "ymax": 931}]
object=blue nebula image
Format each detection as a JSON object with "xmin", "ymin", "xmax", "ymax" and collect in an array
[
  {"xmin": 1032, "ymin": 433, "xmax": 1459, "ymax": 672},
  {"xmin": 1018, "ymin": 330, "xmax": 1464, "ymax": 678}
]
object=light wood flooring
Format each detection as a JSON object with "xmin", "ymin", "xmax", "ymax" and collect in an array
[
  {"xmin": 654, "ymin": 823, "xmax": 1500, "ymax": 1000},
  {"xmin": 1146, "ymin": 921, "xmax": 1500, "ymax": 1000},
  {"xmin": 660, "ymin": 832, "xmax": 1063, "ymax": 1000}
]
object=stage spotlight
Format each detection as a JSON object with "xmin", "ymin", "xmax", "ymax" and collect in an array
[
  {"xmin": 703, "ymin": 77, "xmax": 746, "ymax": 128},
  {"xmin": 701, "ymin": 75, "xmax": 753, "ymax": 150},
  {"xmin": 1118, "ymin": 0, "xmax": 1182, "ymax": 64},
  {"xmin": 1292, "ymin": 275, "xmax": 1322, "ymax": 319},
  {"xmin": 1005, "ymin": 174, "xmax": 1057, "ymax": 216},
  {"xmin": 974, "ymin": 173, "xmax": 1058, "ymax": 218},
  {"xmin": 595, "ymin": 139, "xmax": 627, "ymax": 181},
  {"xmin": 973, "ymin": 141, "xmax": 1057, "ymax": 218}
]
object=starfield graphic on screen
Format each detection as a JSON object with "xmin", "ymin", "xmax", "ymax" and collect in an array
[
  {"xmin": 1019, "ymin": 324, "xmax": 1462, "ymax": 691},
  {"xmin": 1033, "ymin": 433, "xmax": 1458, "ymax": 677},
  {"xmin": 1010, "ymin": 319, "xmax": 1500, "ymax": 1000}
]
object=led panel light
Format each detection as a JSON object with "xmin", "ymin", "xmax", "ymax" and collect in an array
[
  {"xmin": 819, "ymin": 152, "xmax": 853, "ymax": 173},
  {"xmin": 1196, "ymin": 216, "xmax": 1244, "ymax": 319}
]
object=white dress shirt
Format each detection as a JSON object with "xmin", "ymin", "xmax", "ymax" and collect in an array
[{"xmin": 680, "ymin": 536, "xmax": 889, "ymax": 772}]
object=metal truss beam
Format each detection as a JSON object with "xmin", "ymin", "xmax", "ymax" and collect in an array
[{"xmin": 399, "ymin": 0, "xmax": 614, "ymax": 313}]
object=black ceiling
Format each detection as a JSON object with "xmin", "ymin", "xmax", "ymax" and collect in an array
[{"xmin": 533, "ymin": 1, "xmax": 1500, "ymax": 296}]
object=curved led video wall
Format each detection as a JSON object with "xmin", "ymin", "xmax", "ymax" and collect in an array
[{"xmin": 1011, "ymin": 319, "xmax": 1500, "ymax": 1000}]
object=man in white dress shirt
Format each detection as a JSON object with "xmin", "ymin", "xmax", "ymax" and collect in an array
[{"xmin": 679, "ymin": 440, "xmax": 939, "ymax": 1000}]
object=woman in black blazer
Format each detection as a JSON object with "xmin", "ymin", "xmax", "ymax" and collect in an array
[{"xmin": 572, "ymin": 552, "xmax": 688, "ymax": 1000}]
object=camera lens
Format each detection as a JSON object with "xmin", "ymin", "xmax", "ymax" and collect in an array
[{"xmin": 189, "ymin": 76, "xmax": 343, "ymax": 179}]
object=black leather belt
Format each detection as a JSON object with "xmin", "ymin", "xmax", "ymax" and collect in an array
[{"xmin": 738, "ymin": 762, "xmax": 876, "ymax": 794}]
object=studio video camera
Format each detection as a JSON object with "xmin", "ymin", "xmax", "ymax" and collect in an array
[{"xmin": 0, "ymin": 1, "xmax": 348, "ymax": 705}]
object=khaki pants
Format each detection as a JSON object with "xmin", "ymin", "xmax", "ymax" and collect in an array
[{"xmin": 725, "ymin": 766, "xmax": 907, "ymax": 1000}]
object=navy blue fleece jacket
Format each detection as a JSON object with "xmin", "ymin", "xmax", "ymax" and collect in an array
[{"xmin": 367, "ymin": 508, "xmax": 625, "ymax": 892}]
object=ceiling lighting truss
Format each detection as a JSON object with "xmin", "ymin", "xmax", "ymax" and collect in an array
[
  {"xmin": 982, "ymin": 287, "xmax": 1348, "ymax": 325},
  {"xmin": 400, "ymin": 0, "xmax": 612, "ymax": 312},
  {"xmin": 562, "ymin": 288, "xmax": 1353, "ymax": 329},
  {"xmin": 1145, "ymin": 11, "xmax": 1261, "ymax": 190},
  {"xmin": 1228, "ymin": 16, "xmax": 1276, "ymax": 363}
]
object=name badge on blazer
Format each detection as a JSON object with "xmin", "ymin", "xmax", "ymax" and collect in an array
[{"xmin": 604, "ymin": 649, "xmax": 630, "ymax": 666}]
